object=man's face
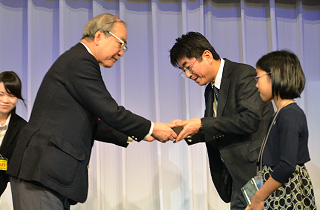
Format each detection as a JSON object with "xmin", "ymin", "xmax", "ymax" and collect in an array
[
  {"xmin": 177, "ymin": 54, "xmax": 216, "ymax": 86},
  {"xmin": 94, "ymin": 22, "xmax": 127, "ymax": 68}
]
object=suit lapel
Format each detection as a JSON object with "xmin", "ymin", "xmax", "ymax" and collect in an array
[
  {"xmin": 0, "ymin": 115, "xmax": 18, "ymax": 153},
  {"xmin": 217, "ymin": 59, "xmax": 232, "ymax": 117}
]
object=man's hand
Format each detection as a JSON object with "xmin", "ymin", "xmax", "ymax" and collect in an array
[
  {"xmin": 175, "ymin": 118, "xmax": 201, "ymax": 142},
  {"xmin": 168, "ymin": 119, "xmax": 184, "ymax": 127},
  {"xmin": 151, "ymin": 122, "xmax": 177, "ymax": 142},
  {"xmin": 144, "ymin": 136, "xmax": 155, "ymax": 142}
]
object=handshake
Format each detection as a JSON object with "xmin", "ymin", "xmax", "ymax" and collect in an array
[{"xmin": 147, "ymin": 118, "xmax": 202, "ymax": 143}]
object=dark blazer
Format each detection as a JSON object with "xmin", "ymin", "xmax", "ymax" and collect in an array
[
  {"xmin": 189, "ymin": 59, "xmax": 274, "ymax": 203},
  {"xmin": 0, "ymin": 113, "xmax": 26, "ymax": 195},
  {"xmin": 7, "ymin": 43, "xmax": 151, "ymax": 204}
]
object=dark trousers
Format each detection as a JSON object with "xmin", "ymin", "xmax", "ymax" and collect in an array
[
  {"xmin": 10, "ymin": 177, "xmax": 70, "ymax": 210},
  {"xmin": 230, "ymin": 182, "xmax": 247, "ymax": 210}
]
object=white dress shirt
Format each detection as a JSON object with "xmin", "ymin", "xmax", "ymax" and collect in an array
[{"xmin": 0, "ymin": 114, "xmax": 11, "ymax": 146}]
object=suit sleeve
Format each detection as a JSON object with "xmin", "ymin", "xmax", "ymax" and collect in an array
[
  {"xmin": 94, "ymin": 119, "xmax": 129, "ymax": 148},
  {"xmin": 64, "ymin": 53, "xmax": 151, "ymax": 140},
  {"xmin": 184, "ymin": 132, "xmax": 204, "ymax": 145}
]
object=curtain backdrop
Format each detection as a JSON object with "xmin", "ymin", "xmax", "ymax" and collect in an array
[{"xmin": 0, "ymin": 0, "xmax": 319, "ymax": 209}]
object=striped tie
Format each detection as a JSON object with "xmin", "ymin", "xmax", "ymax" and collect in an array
[{"xmin": 213, "ymin": 85, "xmax": 219, "ymax": 101}]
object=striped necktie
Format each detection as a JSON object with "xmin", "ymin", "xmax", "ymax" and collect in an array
[{"xmin": 212, "ymin": 85, "xmax": 219, "ymax": 101}]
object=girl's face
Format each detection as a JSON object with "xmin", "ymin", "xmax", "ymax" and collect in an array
[
  {"xmin": 255, "ymin": 68, "xmax": 273, "ymax": 102},
  {"xmin": 0, "ymin": 82, "xmax": 18, "ymax": 115}
]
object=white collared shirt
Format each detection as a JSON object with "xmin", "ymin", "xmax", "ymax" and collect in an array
[
  {"xmin": 80, "ymin": 42, "xmax": 93, "ymax": 55},
  {"xmin": 0, "ymin": 114, "xmax": 11, "ymax": 146},
  {"xmin": 211, "ymin": 58, "xmax": 225, "ymax": 117},
  {"xmin": 212, "ymin": 58, "xmax": 225, "ymax": 89}
]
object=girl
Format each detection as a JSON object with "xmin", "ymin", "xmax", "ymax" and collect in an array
[
  {"xmin": 247, "ymin": 50, "xmax": 317, "ymax": 209},
  {"xmin": 0, "ymin": 71, "xmax": 26, "ymax": 196}
]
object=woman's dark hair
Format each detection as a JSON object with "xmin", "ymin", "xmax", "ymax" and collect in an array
[
  {"xmin": 0, "ymin": 71, "xmax": 26, "ymax": 112},
  {"xmin": 256, "ymin": 50, "xmax": 305, "ymax": 99},
  {"xmin": 169, "ymin": 32, "xmax": 220, "ymax": 68}
]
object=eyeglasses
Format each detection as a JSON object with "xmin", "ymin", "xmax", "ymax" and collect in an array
[
  {"xmin": 106, "ymin": 31, "xmax": 128, "ymax": 52},
  {"xmin": 179, "ymin": 58, "xmax": 200, "ymax": 76},
  {"xmin": 254, "ymin": 72, "xmax": 271, "ymax": 82}
]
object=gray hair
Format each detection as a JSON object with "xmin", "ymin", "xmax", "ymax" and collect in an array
[{"xmin": 82, "ymin": 13, "xmax": 125, "ymax": 39}]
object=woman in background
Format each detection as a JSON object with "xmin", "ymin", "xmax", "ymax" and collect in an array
[{"xmin": 0, "ymin": 71, "xmax": 26, "ymax": 196}]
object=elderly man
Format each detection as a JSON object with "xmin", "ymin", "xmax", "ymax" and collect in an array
[
  {"xmin": 169, "ymin": 32, "xmax": 274, "ymax": 209},
  {"xmin": 8, "ymin": 13, "xmax": 176, "ymax": 210}
]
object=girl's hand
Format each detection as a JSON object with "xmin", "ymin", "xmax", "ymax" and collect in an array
[{"xmin": 249, "ymin": 195, "xmax": 264, "ymax": 210}]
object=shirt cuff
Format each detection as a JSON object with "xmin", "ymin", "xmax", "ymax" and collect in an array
[{"xmin": 143, "ymin": 121, "xmax": 154, "ymax": 139}]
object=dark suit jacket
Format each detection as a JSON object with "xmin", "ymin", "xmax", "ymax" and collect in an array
[
  {"xmin": 0, "ymin": 113, "xmax": 26, "ymax": 195},
  {"xmin": 189, "ymin": 59, "xmax": 274, "ymax": 203},
  {"xmin": 7, "ymin": 43, "xmax": 151, "ymax": 204}
]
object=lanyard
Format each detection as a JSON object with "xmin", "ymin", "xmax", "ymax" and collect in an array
[{"xmin": 257, "ymin": 109, "xmax": 280, "ymax": 175}]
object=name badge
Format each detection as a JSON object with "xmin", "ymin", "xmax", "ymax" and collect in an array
[{"xmin": 0, "ymin": 155, "xmax": 8, "ymax": 171}]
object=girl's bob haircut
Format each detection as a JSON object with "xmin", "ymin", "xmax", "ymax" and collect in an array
[{"xmin": 256, "ymin": 50, "xmax": 305, "ymax": 99}]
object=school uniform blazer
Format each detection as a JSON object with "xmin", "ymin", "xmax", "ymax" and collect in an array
[
  {"xmin": 189, "ymin": 59, "xmax": 274, "ymax": 202},
  {"xmin": 0, "ymin": 113, "xmax": 26, "ymax": 195},
  {"xmin": 7, "ymin": 43, "xmax": 151, "ymax": 204}
]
